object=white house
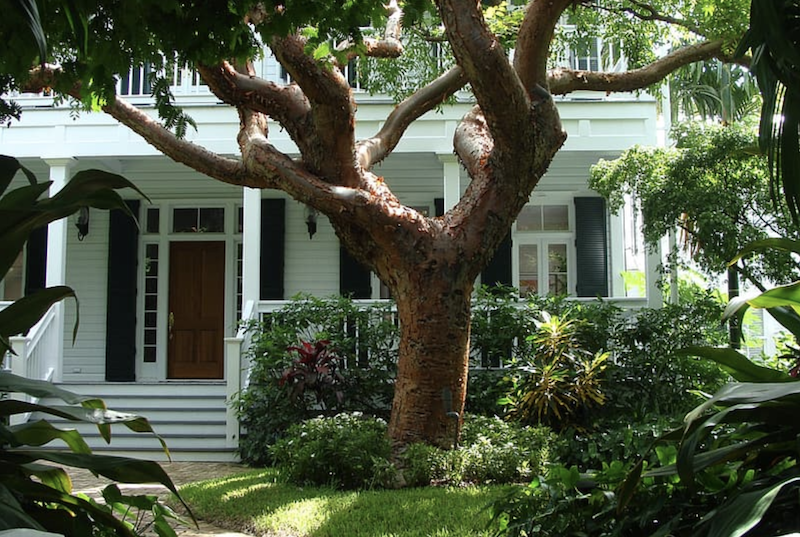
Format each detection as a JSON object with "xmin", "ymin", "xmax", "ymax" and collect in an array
[{"xmin": 0, "ymin": 51, "xmax": 661, "ymax": 461}]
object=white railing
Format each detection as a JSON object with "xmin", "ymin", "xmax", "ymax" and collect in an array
[
  {"xmin": 224, "ymin": 299, "xmax": 257, "ymax": 448},
  {"xmin": 5, "ymin": 303, "xmax": 60, "ymax": 425}
]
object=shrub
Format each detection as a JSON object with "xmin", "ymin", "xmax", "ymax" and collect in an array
[
  {"xmin": 270, "ymin": 412, "xmax": 393, "ymax": 490},
  {"xmin": 236, "ymin": 295, "xmax": 399, "ymax": 464},
  {"xmin": 400, "ymin": 415, "xmax": 555, "ymax": 486},
  {"xmin": 501, "ymin": 312, "xmax": 608, "ymax": 430},
  {"xmin": 603, "ymin": 291, "xmax": 729, "ymax": 421}
]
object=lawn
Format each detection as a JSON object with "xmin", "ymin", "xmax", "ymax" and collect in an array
[{"xmin": 178, "ymin": 468, "xmax": 510, "ymax": 537}]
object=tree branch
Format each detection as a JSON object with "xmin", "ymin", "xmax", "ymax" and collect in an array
[
  {"xmin": 436, "ymin": 0, "xmax": 532, "ymax": 156},
  {"xmin": 357, "ymin": 66, "xmax": 468, "ymax": 169},
  {"xmin": 580, "ymin": 0, "xmax": 703, "ymax": 36},
  {"xmin": 103, "ymin": 97, "xmax": 255, "ymax": 188},
  {"xmin": 515, "ymin": 0, "xmax": 575, "ymax": 93},
  {"xmin": 548, "ymin": 39, "xmax": 731, "ymax": 95},
  {"xmin": 271, "ymin": 34, "xmax": 360, "ymax": 187},
  {"xmin": 339, "ymin": 0, "xmax": 404, "ymax": 61},
  {"xmin": 197, "ymin": 61, "xmax": 313, "ymax": 147}
]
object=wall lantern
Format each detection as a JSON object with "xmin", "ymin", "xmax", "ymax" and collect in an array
[
  {"xmin": 305, "ymin": 205, "xmax": 317, "ymax": 239},
  {"xmin": 76, "ymin": 207, "xmax": 90, "ymax": 241}
]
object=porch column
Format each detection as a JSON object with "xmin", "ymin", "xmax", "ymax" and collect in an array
[
  {"xmin": 43, "ymin": 158, "xmax": 75, "ymax": 383},
  {"xmin": 241, "ymin": 187, "xmax": 261, "ymax": 314},
  {"xmin": 439, "ymin": 154, "xmax": 461, "ymax": 211}
]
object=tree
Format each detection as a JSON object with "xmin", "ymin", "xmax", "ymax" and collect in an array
[
  {"xmin": 1, "ymin": 0, "xmax": 752, "ymax": 452},
  {"xmin": 591, "ymin": 122, "xmax": 799, "ymax": 290}
]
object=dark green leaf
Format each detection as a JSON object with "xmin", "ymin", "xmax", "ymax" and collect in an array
[
  {"xmin": 681, "ymin": 347, "xmax": 793, "ymax": 382},
  {"xmin": 706, "ymin": 476, "xmax": 800, "ymax": 537},
  {"xmin": 0, "ymin": 286, "xmax": 78, "ymax": 346}
]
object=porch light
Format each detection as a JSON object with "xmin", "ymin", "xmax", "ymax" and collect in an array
[
  {"xmin": 305, "ymin": 205, "xmax": 317, "ymax": 239},
  {"xmin": 76, "ymin": 206, "xmax": 90, "ymax": 241}
]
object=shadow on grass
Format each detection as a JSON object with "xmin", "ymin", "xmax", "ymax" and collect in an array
[{"xmin": 178, "ymin": 468, "xmax": 509, "ymax": 537}]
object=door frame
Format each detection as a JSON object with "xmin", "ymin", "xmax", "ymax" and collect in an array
[{"xmin": 136, "ymin": 200, "xmax": 242, "ymax": 382}]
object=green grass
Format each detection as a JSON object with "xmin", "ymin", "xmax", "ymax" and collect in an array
[{"xmin": 178, "ymin": 468, "xmax": 510, "ymax": 537}]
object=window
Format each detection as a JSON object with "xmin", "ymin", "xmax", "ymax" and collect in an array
[
  {"xmin": 142, "ymin": 244, "xmax": 159, "ymax": 363},
  {"xmin": 514, "ymin": 203, "xmax": 573, "ymax": 297},
  {"xmin": 172, "ymin": 207, "xmax": 225, "ymax": 233}
]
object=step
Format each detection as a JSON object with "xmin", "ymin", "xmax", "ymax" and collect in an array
[{"xmin": 54, "ymin": 381, "xmax": 229, "ymax": 398}]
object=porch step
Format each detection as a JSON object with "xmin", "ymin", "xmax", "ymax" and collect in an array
[{"xmin": 31, "ymin": 382, "xmax": 238, "ymax": 462}]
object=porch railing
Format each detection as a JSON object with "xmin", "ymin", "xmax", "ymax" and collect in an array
[
  {"xmin": 4, "ymin": 303, "xmax": 60, "ymax": 425},
  {"xmin": 224, "ymin": 299, "xmax": 258, "ymax": 448}
]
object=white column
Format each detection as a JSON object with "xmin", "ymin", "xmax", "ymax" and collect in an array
[
  {"xmin": 241, "ymin": 187, "xmax": 262, "ymax": 315},
  {"xmin": 438, "ymin": 154, "xmax": 461, "ymax": 212},
  {"xmin": 43, "ymin": 158, "xmax": 75, "ymax": 382}
]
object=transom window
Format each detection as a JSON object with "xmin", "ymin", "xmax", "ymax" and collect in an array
[{"xmin": 172, "ymin": 207, "xmax": 225, "ymax": 233}]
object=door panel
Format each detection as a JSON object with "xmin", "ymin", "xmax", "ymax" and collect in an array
[{"xmin": 168, "ymin": 241, "xmax": 225, "ymax": 379}]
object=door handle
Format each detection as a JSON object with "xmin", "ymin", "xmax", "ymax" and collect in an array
[{"xmin": 169, "ymin": 312, "xmax": 174, "ymax": 340}]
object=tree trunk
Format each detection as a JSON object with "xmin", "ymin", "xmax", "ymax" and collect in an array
[{"xmin": 388, "ymin": 272, "xmax": 474, "ymax": 450}]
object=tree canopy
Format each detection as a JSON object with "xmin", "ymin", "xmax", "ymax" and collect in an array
[{"xmin": 591, "ymin": 123, "xmax": 800, "ymax": 289}]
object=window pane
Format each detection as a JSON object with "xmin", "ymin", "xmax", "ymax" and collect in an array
[
  {"xmin": 237, "ymin": 207, "xmax": 244, "ymax": 234},
  {"xmin": 199, "ymin": 208, "xmax": 225, "ymax": 232},
  {"xmin": 146, "ymin": 208, "xmax": 160, "ymax": 234},
  {"xmin": 547, "ymin": 244, "xmax": 568, "ymax": 295},
  {"xmin": 517, "ymin": 206, "xmax": 542, "ymax": 231},
  {"xmin": 543, "ymin": 205, "xmax": 568, "ymax": 230},
  {"xmin": 548, "ymin": 244, "xmax": 567, "ymax": 273},
  {"xmin": 519, "ymin": 244, "xmax": 538, "ymax": 296},
  {"xmin": 549, "ymin": 274, "xmax": 568, "ymax": 295},
  {"xmin": 173, "ymin": 208, "xmax": 198, "ymax": 232}
]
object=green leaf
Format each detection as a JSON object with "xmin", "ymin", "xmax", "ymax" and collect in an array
[
  {"xmin": 22, "ymin": 462, "xmax": 73, "ymax": 493},
  {"xmin": 0, "ymin": 154, "xmax": 37, "ymax": 197},
  {"xmin": 0, "ymin": 482, "xmax": 46, "ymax": 531},
  {"xmin": 0, "ymin": 286, "xmax": 78, "ymax": 348},
  {"xmin": 0, "ymin": 371, "xmax": 104, "ymax": 406},
  {"xmin": 728, "ymin": 238, "xmax": 800, "ymax": 265},
  {"xmin": 681, "ymin": 347, "xmax": 793, "ymax": 382},
  {"xmin": 706, "ymin": 477, "xmax": 800, "ymax": 537},
  {"xmin": 616, "ymin": 458, "xmax": 643, "ymax": 515},
  {"xmin": 7, "ymin": 419, "xmax": 92, "ymax": 454}
]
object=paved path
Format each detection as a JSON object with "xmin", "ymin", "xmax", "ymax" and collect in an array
[{"xmin": 69, "ymin": 462, "xmax": 253, "ymax": 537}]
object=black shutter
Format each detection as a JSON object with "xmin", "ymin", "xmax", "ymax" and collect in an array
[
  {"xmin": 434, "ymin": 197, "xmax": 445, "ymax": 217},
  {"xmin": 340, "ymin": 247, "xmax": 372, "ymax": 298},
  {"xmin": 260, "ymin": 198, "xmax": 285, "ymax": 300},
  {"xmin": 481, "ymin": 233, "xmax": 513, "ymax": 289},
  {"xmin": 575, "ymin": 197, "xmax": 609, "ymax": 297},
  {"xmin": 105, "ymin": 200, "xmax": 140, "ymax": 382},
  {"xmin": 24, "ymin": 227, "xmax": 47, "ymax": 296}
]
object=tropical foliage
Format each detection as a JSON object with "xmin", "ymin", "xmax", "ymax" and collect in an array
[{"xmin": 0, "ymin": 155, "xmax": 189, "ymax": 536}]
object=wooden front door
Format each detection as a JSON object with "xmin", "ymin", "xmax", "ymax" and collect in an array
[{"xmin": 168, "ymin": 241, "xmax": 225, "ymax": 379}]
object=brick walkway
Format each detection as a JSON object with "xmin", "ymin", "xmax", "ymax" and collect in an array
[{"xmin": 69, "ymin": 462, "xmax": 253, "ymax": 537}]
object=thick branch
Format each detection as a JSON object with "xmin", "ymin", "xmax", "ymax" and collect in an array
[
  {"xmin": 340, "ymin": 0, "xmax": 404, "ymax": 61},
  {"xmin": 103, "ymin": 98, "xmax": 255, "ymax": 188},
  {"xmin": 515, "ymin": 0, "xmax": 574, "ymax": 92},
  {"xmin": 271, "ymin": 35, "xmax": 360, "ymax": 187},
  {"xmin": 436, "ymin": 0, "xmax": 532, "ymax": 155},
  {"xmin": 548, "ymin": 39, "xmax": 731, "ymax": 95},
  {"xmin": 197, "ymin": 61, "xmax": 312, "ymax": 143},
  {"xmin": 357, "ymin": 66, "xmax": 468, "ymax": 169}
]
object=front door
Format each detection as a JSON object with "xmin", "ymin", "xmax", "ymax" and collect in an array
[{"xmin": 168, "ymin": 241, "xmax": 225, "ymax": 379}]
